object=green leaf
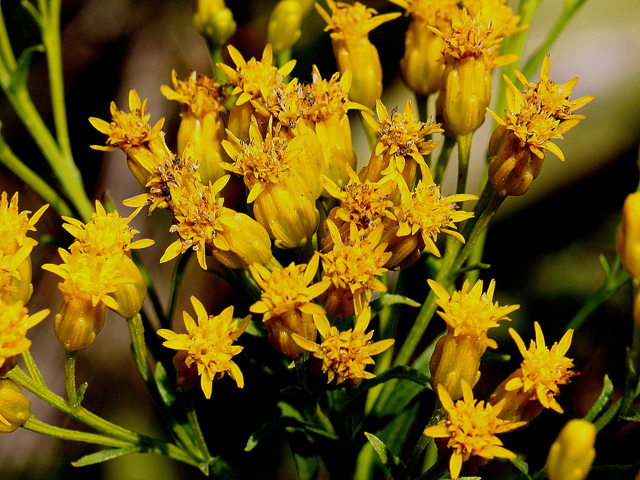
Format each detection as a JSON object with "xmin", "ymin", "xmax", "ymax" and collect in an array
[
  {"xmin": 154, "ymin": 362, "xmax": 176, "ymax": 408},
  {"xmin": 292, "ymin": 453, "xmax": 318, "ymax": 480},
  {"xmin": 370, "ymin": 293, "xmax": 420, "ymax": 318},
  {"xmin": 75, "ymin": 382, "xmax": 88, "ymax": 405},
  {"xmin": 245, "ymin": 415, "xmax": 338, "ymax": 452},
  {"xmin": 9, "ymin": 44, "xmax": 44, "ymax": 93},
  {"xmin": 510, "ymin": 456, "xmax": 531, "ymax": 480},
  {"xmin": 583, "ymin": 375, "xmax": 615, "ymax": 422},
  {"xmin": 347, "ymin": 366, "xmax": 429, "ymax": 407},
  {"xmin": 71, "ymin": 446, "xmax": 138, "ymax": 467},
  {"xmin": 365, "ymin": 432, "xmax": 408, "ymax": 480},
  {"xmin": 481, "ymin": 351, "xmax": 511, "ymax": 363}
]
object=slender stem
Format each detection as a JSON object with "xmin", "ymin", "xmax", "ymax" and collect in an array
[
  {"xmin": 562, "ymin": 268, "xmax": 630, "ymax": 336},
  {"xmin": 456, "ymin": 133, "xmax": 472, "ymax": 194},
  {"xmin": 209, "ymin": 43, "xmax": 226, "ymax": 84},
  {"xmin": 41, "ymin": 0, "xmax": 72, "ymax": 160},
  {"xmin": 64, "ymin": 350, "xmax": 79, "ymax": 407},
  {"xmin": 23, "ymin": 416, "xmax": 133, "ymax": 449},
  {"xmin": 167, "ymin": 249, "xmax": 193, "ymax": 327},
  {"xmin": 0, "ymin": 132, "xmax": 73, "ymax": 216},
  {"xmin": 21, "ymin": 349, "xmax": 46, "ymax": 386},
  {"xmin": 433, "ymin": 135, "xmax": 456, "ymax": 186},
  {"xmin": 416, "ymin": 95, "xmax": 429, "ymax": 123},
  {"xmin": 407, "ymin": 402, "xmax": 445, "ymax": 476},
  {"xmin": 521, "ymin": 0, "xmax": 590, "ymax": 80},
  {"xmin": 125, "ymin": 314, "xmax": 201, "ymax": 457},
  {"xmin": 131, "ymin": 250, "xmax": 167, "ymax": 328},
  {"xmin": 180, "ymin": 391, "xmax": 213, "ymax": 470}
]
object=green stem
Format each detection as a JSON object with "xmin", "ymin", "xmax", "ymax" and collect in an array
[
  {"xmin": 125, "ymin": 314, "xmax": 201, "ymax": 457},
  {"xmin": 20, "ymin": 349, "xmax": 46, "ymax": 386},
  {"xmin": 416, "ymin": 95, "xmax": 429, "ymax": 123},
  {"xmin": 180, "ymin": 391, "xmax": 213, "ymax": 472},
  {"xmin": 64, "ymin": 350, "xmax": 79, "ymax": 407},
  {"xmin": 433, "ymin": 135, "xmax": 456, "ymax": 186},
  {"xmin": 520, "ymin": 0, "xmax": 590, "ymax": 80},
  {"xmin": 562, "ymin": 267, "xmax": 630, "ymax": 336},
  {"xmin": 131, "ymin": 249, "xmax": 167, "ymax": 328},
  {"xmin": 167, "ymin": 249, "xmax": 193, "ymax": 327},
  {"xmin": 210, "ymin": 43, "xmax": 226, "ymax": 84},
  {"xmin": 456, "ymin": 133, "xmax": 473, "ymax": 194},
  {"xmin": 23, "ymin": 416, "xmax": 133, "ymax": 449},
  {"xmin": 407, "ymin": 402, "xmax": 445, "ymax": 476},
  {"xmin": 0, "ymin": 132, "xmax": 73, "ymax": 216}
]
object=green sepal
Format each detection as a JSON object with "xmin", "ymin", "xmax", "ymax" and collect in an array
[
  {"xmin": 370, "ymin": 293, "xmax": 420, "ymax": 318},
  {"xmin": 154, "ymin": 361, "xmax": 177, "ymax": 408},
  {"xmin": 9, "ymin": 44, "xmax": 44, "ymax": 93},
  {"xmin": 510, "ymin": 456, "xmax": 532, "ymax": 480},
  {"xmin": 75, "ymin": 382, "xmax": 88, "ymax": 406},
  {"xmin": 364, "ymin": 432, "xmax": 408, "ymax": 480},
  {"xmin": 584, "ymin": 375, "xmax": 615, "ymax": 422},
  {"xmin": 71, "ymin": 446, "xmax": 139, "ymax": 467}
]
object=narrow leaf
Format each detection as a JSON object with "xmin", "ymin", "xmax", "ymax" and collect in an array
[
  {"xmin": 370, "ymin": 293, "xmax": 420, "ymax": 318},
  {"xmin": 71, "ymin": 446, "xmax": 138, "ymax": 467},
  {"xmin": 510, "ymin": 456, "xmax": 532, "ymax": 480},
  {"xmin": 347, "ymin": 366, "xmax": 429, "ymax": 406},
  {"xmin": 9, "ymin": 44, "xmax": 44, "ymax": 93},
  {"xmin": 364, "ymin": 432, "xmax": 408, "ymax": 480},
  {"xmin": 154, "ymin": 362, "xmax": 176, "ymax": 408},
  {"xmin": 583, "ymin": 375, "xmax": 614, "ymax": 422},
  {"xmin": 292, "ymin": 453, "xmax": 318, "ymax": 480}
]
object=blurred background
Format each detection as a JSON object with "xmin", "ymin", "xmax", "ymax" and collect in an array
[{"xmin": 1, "ymin": 0, "xmax": 639, "ymax": 478}]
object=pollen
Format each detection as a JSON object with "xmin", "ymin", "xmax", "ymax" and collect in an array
[{"xmin": 161, "ymin": 70, "xmax": 227, "ymax": 118}]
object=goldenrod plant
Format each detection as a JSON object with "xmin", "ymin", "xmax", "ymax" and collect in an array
[{"xmin": 0, "ymin": 0, "xmax": 639, "ymax": 479}]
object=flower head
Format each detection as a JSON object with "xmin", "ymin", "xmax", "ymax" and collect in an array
[
  {"xmin": 161, "ymin": 70, "xmax": 227, "ymax": 118},
  {"xmin": 505, "ymin": 322, "xmax": 577, "ymax": 413},
  {"xmin": 0, "ymin": 300, "xmax": 48, "ymax": 373},
  {"xmin": 0, "ymin": 192, "xmax": 47, "ymax": 255},
  {"xmin": 321, "ymin": 222, "xmax": 390, "ymax": 318},
  {"xmin": 361, "ymin": 99, "xmax": 442, "ymax": 187},
  {"xmin": 63, "ymin": 201, "xmax": 154, "ymax": 257},
  {"xmin": 429, "ymin": 279, "xmax": 518, "ymax": 347},
  {"xmin": 250, "ymin": 255, "xmax": 330, "ymax": 358},
  {"xmin": 394, "ymin": 169, "xmax": 476, "ymax": 258},
  {"xmin": 292, "ymin": 306, "xmax": 394, "ymax": 388},
  {"xmin": 157, "ymin": 296, "xmax": 250, "ymax": 399},
  {"xmin": 219, "ymin": 44, "xmax": 295, "ymax": 108},
  {"xmin": 424, "ymin": 380, "xmax": 525, "ymax": 479},
  {"xmin": 316, "ymin": 0, "xmax": 399, "ymax": 41}
]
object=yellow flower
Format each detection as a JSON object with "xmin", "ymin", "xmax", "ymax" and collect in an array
[
  {"xmin": 491, "ymin": 322, "xmax": 577, "ymax": 421},
  {"xmin": 428, "ymin": 279, "xmax": 518, "ymax": 399},
  {"xmin": 161, "ymin": 175, "xmax": 273, "ymax": 270},
  {"xmin": 124, "ymin": 154, "xmax": 201, "ymax": 213},
  {"xmin": 360, "ymin": 99, "xmax": 442, "ymax": 199},
  {"xmin": 63, "ymin": 201, "xmax": 154, "ymax": 256},
  {"xmin": 157, "ymin": 296, "xmax": 250, "ymax": 399},
  {"xmin": 292, "ymin": 306, "xmax": 394, "ymax": 388},
  {"xmin": 303, "ymin": 67, "xmax": 361, "ymax": 192},
  {"xmin": 249, "ymin": 254, "xmax": 330, "ymax": 358},
  {"xmin": 546, "ymin": 419, "xmax": 596, "ymax": 480},
  {"xmin": 218, "ymin": 44, "xmax": 296, "ymax": 140},
  {"xmin": 431, "ymin": 7, "xmax": 519, "ymax": 137},
  {"xmin": 487, "ymin": 55, "xmax": 593, "ymax": 197},
  {"xmin": 0, "ymin": 192, "xmax": 48, "ymax": 255},
  {"xmin": 424, "ymin": 380, "xmax": 525, "ymax": 480},
  {"xmin": 321, "ymin": 167, "xmax": 396, "ymax": 251},
  {"xmin": 0, "ymin": 379, "xmax": 31, "ymax": 434},
  {"xmin": 222, "ymin": 118, "xmax": 319, "ymax": 249},
  {"xmin": 0, "ymin": 300, "xmax": 49, "ymax": 376},
  {"xmin": 315, "ymin": 0, "xmax": 400, "ymax": 107},
  {"xmin": 320, "ymin": 222, "xmax": 391, "ymax": 319},
  {"xmin": 390, "ymin": 0, "xmax": 459, "ymax": 97},
  {"xmin": 0, "ymin": 246, "xmax": 34, "ymax": 305},
  {"xmin": 382, "ymin": 168, "xmax": 476, "ymax": 268},
  {"xmin": 161, "ymin": 70, "xmax": 229, "ymax": 185},
  {"xmin": 42, "ymin": 249, "xmax": 131, "ymax": 351},
  {"xmin": 90, "ymin": 90, "xmax": 174, "ymax": 190}
]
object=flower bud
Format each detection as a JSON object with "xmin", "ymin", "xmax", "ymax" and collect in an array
[
  {"xmin": 193, "ymin": 0, "xmax": 237, "ymax": 47},
  {"xmin": 429, "ymin": 334, "xmax": 482, "ymax": 400},
  {"xmin": 108, "ymin": 255, "xmax": 147, "ymax": 319},
  {"xmin": 267, "ymin": 0, "xmax": 303, "ymax": 54},
  {"xmin": 617, "ymin": 192, "xmax": 640, "ymax": 279},
  {"xmin": 488, "ymin": 126, "xmax": 545, "ymax": 197},
  {"xmin": 54, "ymin": 296, "xmax": 107, "ymax": 352},
  {"xmin": 546, "ymin": 419, "xmax": 596, "ymax": 480},
  {"xmin": 0, "ymin": 379, "xmax": 31, "ymax": 433},
  {"xmin": 400, "ymin": 21, "xmax": 445, "ymax": 98},
  {"xmin": 436, "ymin": 55, "xmax": 491, "ymax": 137},
  {"xmin": 265, "ymin": 311, "xmax": 317, "ymax": 359}
]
